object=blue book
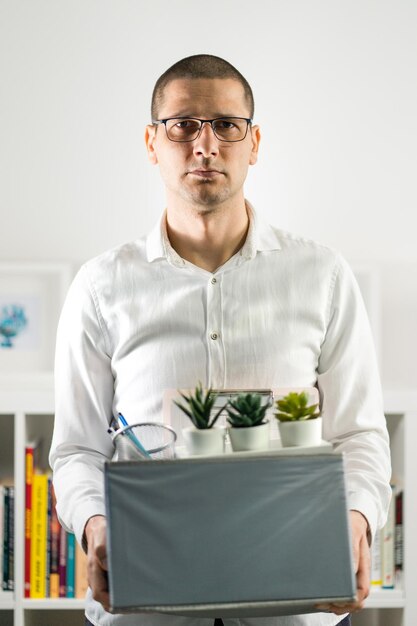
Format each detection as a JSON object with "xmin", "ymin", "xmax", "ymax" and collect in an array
[{"xmin": 66, "ymin": 533, "xmax": 75, "ymax": 598}]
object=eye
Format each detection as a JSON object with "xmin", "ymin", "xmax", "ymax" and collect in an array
[
  {"xmin": 166, "ymin": 119, "xmax": 201, "ymax": 141},
  {"xmin": 216, "ymin": 119, "xmax": 237, "ymax": 129},
  {"xmin": 174, "ymin": 119, "xmax": 200, "ymax": 130}
]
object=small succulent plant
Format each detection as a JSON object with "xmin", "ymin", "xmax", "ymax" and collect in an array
[
  {"xmin": 226, "ymin": 392, "xmax": 271, "ymax": 428},
  {"xmin": 274, "ymin": 391, "xmax": 320, "ymax": 422},
  {"xmin": 174, "ymin": 382, "xmax": 227, "ymax": 430}
]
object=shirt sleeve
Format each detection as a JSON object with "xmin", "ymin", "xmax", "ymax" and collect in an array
[
  {"xmin": 317, "ymin": 255, "xmax": 391, "ymax": 540},
  {"xmin": 49, "ymin": 264, "xmax": 115, "ymax": 546}
]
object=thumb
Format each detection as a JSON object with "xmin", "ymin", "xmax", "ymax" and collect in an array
[{"xmin": 96, "ymin": 546, "xmax": 108, "ymax": 571}]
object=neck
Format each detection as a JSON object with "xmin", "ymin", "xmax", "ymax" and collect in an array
[{"xmin": 165, "ymin": 198, "xmax": 250, "ymax": 273}]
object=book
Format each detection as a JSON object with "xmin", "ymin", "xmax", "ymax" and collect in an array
[
  {"xmin": 7, "ymin": 486, "xmax": 14, "ymax": 591},
  {"xmin": 30, "ymin": 473, "xmax": 48, "ymax": 598},
  {"xmin": 59, "ymin": 524, "xmax": 67, "ymax": 597},
  {"xmin": 0, "ymin": 486, "xmax": 3, "ymax": 589},
  {"xmin": 395, "ymin": 490, "xmax": 403, "ymax": 573},
  {"xmin": 381, "ymin": 485, "xmax": 396, "ymax": 589},
  {"xmin": 2, "ymin": 486, "xmax": 10, "ymax": 591},
  {"xmin": 75, "ymin": 541, "xmax": 88, "ymax": 599},
  {"xmin": 371, "ymin": 529, "xmax": 382, "ymax": 587},
  {"xmin": 49, "ymin": 484, "xmax": 60, "ymax": 598},
  {"xmin": 24, "ymin": 441, "xmax": 39, "ymax": 597},
  {"xmin": 66, "ymin": 533, "xmax": 75, "ymax": 597},
  {"xmin": 45, "ymin": 476, "xmax": 52, "ymax": 597}
]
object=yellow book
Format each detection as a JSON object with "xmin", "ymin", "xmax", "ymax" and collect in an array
[
  {"xmin": 30, "ymin": 473, "xmax": 48, "ymax": 598},
  {"xmin": 75, "ymin": 541, "xmax": 88, "ymax": 598}
]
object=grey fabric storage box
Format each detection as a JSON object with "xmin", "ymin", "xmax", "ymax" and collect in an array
[{"xmin": 105, "ymin": 453, "xmax": 356, "ymax": 617}]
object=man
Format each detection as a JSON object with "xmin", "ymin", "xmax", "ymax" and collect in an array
[{"xmin": 50, "ymin": 54, "xmax": 391, "ymax": 626}]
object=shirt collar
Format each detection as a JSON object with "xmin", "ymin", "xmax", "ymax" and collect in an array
[{"xmin": 146, "ymin": 200, "xmax": 281, "ymax": 265}]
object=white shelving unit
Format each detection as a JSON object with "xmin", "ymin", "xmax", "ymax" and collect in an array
[
  {"xmin": 351, "ymin": 391, "xmax": 417, "ymax": 626},
  {"xmin": 0, "ymin": 374, "xmax": 84, "ymax": 626},
  {"xmin": 0, "ymin": 375, "xmax": 415, "ymax": 626}
]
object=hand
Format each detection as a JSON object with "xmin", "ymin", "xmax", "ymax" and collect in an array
[
  {"xmin": 316, "ymin": 510, "xmax": 371, "ymax": 616},
  {"xmin": 84, "ymin": 515, "xmax": 110, "ymax": 611}
]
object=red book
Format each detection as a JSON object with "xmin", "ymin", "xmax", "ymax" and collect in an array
[{"xmin": 24, "ymin": 441, "xmax": 39, "ymax": 598}]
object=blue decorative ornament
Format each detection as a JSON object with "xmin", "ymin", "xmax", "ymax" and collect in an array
[{"xmin": 0, "ymin": 305, "xmax": 28, "ymax": 348}]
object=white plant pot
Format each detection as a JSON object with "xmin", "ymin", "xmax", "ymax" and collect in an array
[
  {"xmin": 182, "ymin": 426, "xmax": 225, "ymax": 456},
  {"xmin": 228, "ymin": 421, "xmax": 270, "ymax": 452},
  {"xmin": 278, "ymin": 417, "xmax": 322, "ymax": 447}
]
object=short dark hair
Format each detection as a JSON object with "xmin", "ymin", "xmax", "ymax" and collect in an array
[{"xmin": 151, "ymin": 54, "xmax": 254, "ymax": 120}]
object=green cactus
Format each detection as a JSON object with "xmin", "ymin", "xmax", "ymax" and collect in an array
[
  {"xmin": 226, "ymin": 392, "xmax": 271, "ymax": 428},
  {"xmin": 174, "ymin": 382, "xmax": 227, "ymax": 430},
  {"xmin": 274, "ymin": 391, "xmax": 320, "ymax": 422}
]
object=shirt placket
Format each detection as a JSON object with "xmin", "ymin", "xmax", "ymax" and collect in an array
[{"xmin": 206, "ymin": 273, "xmax": 225, "ymax": 389}]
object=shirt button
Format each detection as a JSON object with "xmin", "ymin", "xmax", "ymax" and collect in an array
[
  {"xmin": 211, "ymin": 277, "xmax": 217, "ymax": 284},
  {"xmin": 210, "ymin": 332, "xmax": 219, "ymax": 340}
]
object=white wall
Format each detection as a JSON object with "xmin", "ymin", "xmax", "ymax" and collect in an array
[{"xmin": 1, "ymin": 0, "xmax": 416, "ymax": 389}]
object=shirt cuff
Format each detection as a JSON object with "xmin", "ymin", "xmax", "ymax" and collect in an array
[
  {"xmin": 348, "ymin": 491, "xmax": 378, "ymax": 543},
  {"xmin": 59, "ymin": 499, "xmax": 107, "ymax": 550}
]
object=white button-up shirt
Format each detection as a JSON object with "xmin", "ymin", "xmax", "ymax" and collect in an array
[{"xmin": 50, "ymin": 203, "xmax": 391, "ymax": 626}]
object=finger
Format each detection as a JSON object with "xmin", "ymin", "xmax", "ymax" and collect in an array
[
  {"xmin": 356, "ymin": 543, "xmax": 371, "ymax": 603},
  {"xmin": 90, "ymin": 563, "xmax": 110, "ymax": 611},
  {"xmin": 316, "ymin": 601, "xmax": 361, "ymax": 615}
]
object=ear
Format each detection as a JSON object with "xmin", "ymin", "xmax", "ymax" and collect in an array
[
  {"xmin": 145, "ymin": 124, "xmax": 158, "ymax": 165},
  {"xmin": 249, "ymin": 125, "xmax": 261, "ymax": 166}
]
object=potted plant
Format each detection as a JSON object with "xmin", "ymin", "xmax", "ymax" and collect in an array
[
  {"xmin": 274, "ymin": 391, "xmax": 322, "ymax": 447},
  {"xmin": 226, "ymin": 392, "xmax": 271, "ymax": 452},
  {"xmin": 174, "ymin": 382, "xmax": 228, "ymax": 456}
]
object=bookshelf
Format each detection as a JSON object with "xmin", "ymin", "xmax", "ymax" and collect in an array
[
  {"xmin": 0, "ymin": 375, "xmax": 84, "ymax": 626},
  {"xmin": 0, "ymin": 375, "xmax": 416, "ymax": 626}
]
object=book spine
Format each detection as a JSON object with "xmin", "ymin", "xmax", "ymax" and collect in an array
[
  {"xmin": 30, "ymin": 474, "xmax": 48, "ymax": 598},
  {"xmin": 381, "ymin": 486, "xmax": 396, "ymax": 589},
  {"xmin": 7, "ymin": 487, "xmax": 14, "ymax": 591},
  {"xmin": 75, "ymin": 540, "xmax": 88, "ymax": 599},
  {"xmin": 2, "ymin": 487, "xmax": 9, "ymax": 591},
  {"xmin": 395, "ymin": 490, "xmax": 403, "ymax": 573},
  {"xmin": 59, "ymin": 525, "xmax": 67, "ymax": 597},
  {"xmin": 0, "ymin": 486, "xmax": 4, "ymax": 591},
  {"xmin": 66, "ymin": 533, "xmax": 75, "ymax": 598},
  {"xmin": 45, "ymin": 477, "xmax": 52, "ymax": 597},
  {"xmin": 49, "ymin": 484, "xmax": 60, "ymax": 598},
  {"xmin": 371, "ymin": 529, "xmax": 382, "ymax": 587},
  {"xmin": 24, "ymin": 445, "xmax": 35, "ymax": 597}
]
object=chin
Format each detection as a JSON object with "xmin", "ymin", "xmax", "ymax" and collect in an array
[{"xmin": 183, "ymin": 186, "xmax": 232, "ymax": 208}]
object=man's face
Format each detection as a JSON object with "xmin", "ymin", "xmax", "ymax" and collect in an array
[{"xmin": 145, "ymin": 78, "xmax": 260, "ymax": 211}]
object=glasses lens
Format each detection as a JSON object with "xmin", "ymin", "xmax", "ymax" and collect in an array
[
  {"xmin": 166, "ymin": 119, "xmax": 201, "ymax": 142},
  {"xmin": 212, "ymin": 118, "xmax": 248, "ymax": 141}
]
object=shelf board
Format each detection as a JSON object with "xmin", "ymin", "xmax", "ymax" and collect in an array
[
  {"xmin": 22, "ymin": 598, "xmax": 85, "ymax": 610},
  {"xmin": 0, "ymin": 589, "xmax": 14, "ymax": 609},
  {"xmin": 365, "ymin": 586, "xmax": 405, "ymax": 608}
]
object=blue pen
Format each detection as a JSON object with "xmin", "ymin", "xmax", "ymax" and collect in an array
[{"xmin": 118, "ymin": 413, "xmax": 152, "ymax": 459}]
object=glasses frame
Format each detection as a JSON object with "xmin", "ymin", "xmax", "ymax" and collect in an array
[{"xmin": 152, "ymin": 116, "xmax": 253, "ymax": 143}]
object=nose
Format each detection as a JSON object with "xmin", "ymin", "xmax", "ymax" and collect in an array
[{"xmin": 192, "ymin": 122, "xmax": 220, "ymax": 158}]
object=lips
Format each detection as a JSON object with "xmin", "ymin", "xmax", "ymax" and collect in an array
[{"xmin": 189, "ymin": 169, "xmax": 223, "ymax": 178}]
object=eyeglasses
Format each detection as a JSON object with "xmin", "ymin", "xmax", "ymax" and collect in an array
[{"xmin": 152, "ymin": 116, "xmax": 253, "ymax": 143}]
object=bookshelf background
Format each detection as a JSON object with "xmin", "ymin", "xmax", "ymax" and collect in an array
[{"xmin": 0, "ymin": 377, "xmax": 416, "ymax": 626}]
